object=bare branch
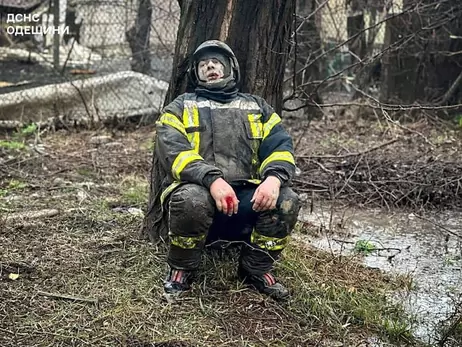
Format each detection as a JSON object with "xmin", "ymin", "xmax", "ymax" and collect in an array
[{"xmin": 298, "ymin": 139, "xmax": 399, "ymax": 159}]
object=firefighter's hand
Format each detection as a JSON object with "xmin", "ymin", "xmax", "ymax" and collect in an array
[
  {"xmin": 210, "ymin": 178, "xmax": 239, "ymax": 216},
  {"xmin": 251, "ymin": 176, "xmax": 281, "ymax": 212}
]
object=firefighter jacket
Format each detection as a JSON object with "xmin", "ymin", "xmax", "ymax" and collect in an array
[{"xmin": 154, "ymin": 92, "xmax": 296, "ymax": 207}]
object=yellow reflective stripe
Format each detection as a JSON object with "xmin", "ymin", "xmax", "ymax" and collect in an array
[
  {"xmin": 248, "ymin": 114, "xmax": 263, "ymax": 138},
  {"xmin": 183, "ymin": 104, "xmax": 193, "ymax": 128},
  {"xmin": 192, "ymin": 104, "xmax": 200, "ymax": 152},
  {"xmin": 182, "ymin": 106, "xmax": 193, "ymax": 147},
  {"xmin": 250, "ymin": 229, "xmax": 289, "ymax": 251},
  {"xmin": 172, "ymin": 150, "xmax": 203, "ymax": 180},
  {"xmin": 183, "ymin": 104, "xmax": 201, "ymax": 152},
  {"xmin": 247, "ymin": 179, "xmax": 262, "ymax": 185},
  {"xmin": 158, "ymin": 113, "xmax": 187, "ymax": 137},
  {"xmin": 170, "ymin": 234, "xmax": 206, "ymax": 249},
  {"xmin": 160, "ymin": 181, "xmax": 182, "ymax": 205},
  {"xmin": 263, "ymin": 113, "xmax": 281, "ymax": 140},
  {"xmin": 259, "ymin": 151, "xmax": 295, "ymax": 173}
]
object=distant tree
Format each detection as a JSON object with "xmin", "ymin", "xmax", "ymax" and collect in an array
[
  {"xmin": 381, "ymin": 0, "xmax": 462, "ymax": 106},
  {"xmin": 291, "ymin": 0, "xmax": 323, "ymax": 115},
  {"xmin": 350, "ymin": 0, "xmax": 390, "ymax": 95},
  {"xmin": 346, "ymin": 0, "xmax": 367, "ymax": 64},
  {"xmin": 126, "ymin": 0, "xmax": 152, "ymax": 75}
]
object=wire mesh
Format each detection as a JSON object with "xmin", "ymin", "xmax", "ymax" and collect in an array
[
  {"xmin": 0, "ymin": 0, "xmax": 461, "ymax": 126},
  {"xmin": 0, "ymin": 0, "xmax": 180, "ymax": 125}
]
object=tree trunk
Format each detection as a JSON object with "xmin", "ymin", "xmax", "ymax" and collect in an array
[
  {"xmin": 293, "ymin": 0, "xmax": 323, "ymax": 117},
  {"xmin": 143, "ymin": 0, "xmax": 295, "ymax": 242},
  {"xmin": 353, "ymin": 1, "xmax": 388, "ymax": 98},
  {"xmin": 346, "ymin": 0, "xmax": 367, "ymax": 65},
  {"xmin": 381, "ymin": 0, "xmax": 462, "ymax": 105},
  {"xmin": 164, "ymin": 0, "xmax": 295, "ymax": 114},
  {"xmin": 126, "ymin": 0, "xmax": 152, "ymax": 75}
]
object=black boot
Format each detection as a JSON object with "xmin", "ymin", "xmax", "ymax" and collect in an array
[
  {"xmin": 163, "ymin": 267, "xmax": 194, "ymax": 296},
  {"xmin": 238, "ymin": 265, "xmax": 289, "ymax": 301}
]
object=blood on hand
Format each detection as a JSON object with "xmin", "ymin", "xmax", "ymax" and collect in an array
[{"xmin": 225, "ymin": 196, "xmax": 234, "ymax": 211}]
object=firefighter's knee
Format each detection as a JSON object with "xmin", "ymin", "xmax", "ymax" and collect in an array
[
  {"xmin": 277, "ymin": 187, "xmax": 301, "ymax": 230},
  {"xmin": 254, "ymin": 187, "xmax": 300, "ymax": 239},
  {"xmin": 250, "ymin": 188, "xmax": 299, "ymax": 253},
  {"xmin": 168, "ymin": 184, "xmax": 214, "ymax": 238}
]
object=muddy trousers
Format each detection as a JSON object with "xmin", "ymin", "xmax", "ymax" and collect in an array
[{"xmin": 166, "ymin": 183, "xmax": 300, "ymax": 275}]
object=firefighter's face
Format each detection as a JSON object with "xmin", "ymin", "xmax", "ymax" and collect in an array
[{"xmin": 198, "ymin": 58, "xmax": 225, "ymax": 83}]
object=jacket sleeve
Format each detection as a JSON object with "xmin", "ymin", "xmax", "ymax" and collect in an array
[
  {"xmin": 255, "ymin": 97, "xmax": 296, "ymax": 186},
  {"xmin": 155, "ymin": 95, "xmax": 223, "ymax": 187}
]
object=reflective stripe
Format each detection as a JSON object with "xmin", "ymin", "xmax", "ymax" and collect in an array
[
  {"xmin": 248, "ymin": 114, "xmax": 263, "ymax": 138},
  {"xmin": 192, "ymin": 105, "xmax": 200, "ymax": 152},
  {"xmin": 248, "ymin": 113, "xmax": 262, "ymax": 178},
  {"xmin": 184, "ymin": 99, "xmax": 260, "ymax": 110},
  {"xmin": 160, "ymin": 101, "xmax": 204, "ymax": 209},
  {"xmin": 263, "ymin": 113, "xmax": 281, "ymax": 140},
  {"xmin": 183, "ymin": 106, "xmax": 193, "ymax": 144},
  {"xmin": 250, "ymin": 229, "xmax": 289, "ymax": 251},
  {"xmin": 157, "ymin": 113, "xmax": 187, "ymax": 137},
  {"xmin": 264, "ymin": 273, "xmax": 275, "ymax": 286},
  {"xmin": 160, "ymin": 101, "xmax": 203, "ymax": 207},
  {"xmin": 170, "ymin": 234, "xmax": 206, "ymax": 249},
  {"xmin": 160, "ymin": 181, "xmax": 182, "ymax": 205},
  {"xmin": 247, "ymin": 179, "xmax": 262, "ymax": 185},
  {"xmin": 172, "ymin": 150, "xmax": 203, "ymax": 180},
  {"xmin": 183, "ymin": 104, "xmax": 201, "ymax": 152},
  {"xmin": 259, "ymin": 151, "xmax": 295, "ymax": 173}
]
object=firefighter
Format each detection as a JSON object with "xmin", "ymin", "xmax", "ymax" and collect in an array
[{"xmin": 153, "ymin": 40, "xmax": 300, "ymax": 301}]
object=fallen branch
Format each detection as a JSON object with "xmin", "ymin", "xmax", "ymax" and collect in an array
[
  {"xmin": 37, "ymin": 290, "xmax": 98, "ymax": 304},
  {"xmin": 437, "ymin": 69, "xmax": 462, "ymax": 106},
  {"xmin": 414, "ymin": 215, "xmax": 462, "ymax": 239},
  {"xmin": 5, "ymin": 209, "xmax": 59, "ymax": 222}
]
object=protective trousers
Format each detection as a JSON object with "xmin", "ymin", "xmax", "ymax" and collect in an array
[{"xmin": 166, "ymin": 183, "xmax": 300, "ymax": 275}]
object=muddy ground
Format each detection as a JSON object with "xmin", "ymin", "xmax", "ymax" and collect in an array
[{"xmin": 1, "ymin": 113, "xmax": 461, "ymax": 346}]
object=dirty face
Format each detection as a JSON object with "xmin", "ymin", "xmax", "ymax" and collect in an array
[{"xmin": 197, "ymin": 58, "xmax": 225, "ymax": 83}]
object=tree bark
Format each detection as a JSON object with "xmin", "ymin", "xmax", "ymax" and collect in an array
[
  {"xmin": 164, "ymin": 0, "xmax": 295, "ymax": 115},
  {"xmin": 126, "ymin": 0, "xmax": 153, "ymax": 75},
  {"xmin": 381, "ymin": 0, "xmax": 462, "ymax": 105}
]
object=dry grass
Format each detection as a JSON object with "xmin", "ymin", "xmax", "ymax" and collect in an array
[{"xmin": 0, "ymin": 124, "xmax": 425, "ymax": 347}]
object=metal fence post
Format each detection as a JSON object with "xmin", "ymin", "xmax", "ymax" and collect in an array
[{"xmin": 53, "ymin": 0, "xmax": 60, "ymax": 70}]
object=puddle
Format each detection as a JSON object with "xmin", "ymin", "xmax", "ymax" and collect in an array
[{"xmin": 298, "ymin": 203, "xmax": 462, "ymax": 344}]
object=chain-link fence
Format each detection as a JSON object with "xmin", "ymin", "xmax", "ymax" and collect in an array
[
  {"xmin": 2, "ymin": 0, "xmax": 459, "ymax": 127},
  {"xmin": 0, "ymin": 0, "xmax": 180, "ymax": 126}
]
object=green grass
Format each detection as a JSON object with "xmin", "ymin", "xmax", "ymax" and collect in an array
[
  {"xmin": 0, "ymin": 179, "xmax": 27, "ymax": 197},
  {"xmin": 354, "ymin": 239, "xmax": 377, "ymax": 255},
  {"xmin": 0, "ymin": 140, "xmax": 25, "ymax": 150},
  {"xmin": 279, "ymin": 243, "xmax": 415, "ymax": 343},
  {"xmin": 119, "ymin": 176, "xmax": 149, "ymax": 208},
  {"xmin": 20, "ymin": 123, "xmax": 38, "ymax": 136}
]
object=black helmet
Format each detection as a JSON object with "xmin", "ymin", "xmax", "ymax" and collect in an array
[{"xmin": 188, "ymin": 40, "xmax": 241, "ymax": 89}]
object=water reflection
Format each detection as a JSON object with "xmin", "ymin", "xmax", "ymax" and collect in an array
[{"xmin": 297, "ymin": 204, "xmax": 462, "ymax": 344}]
